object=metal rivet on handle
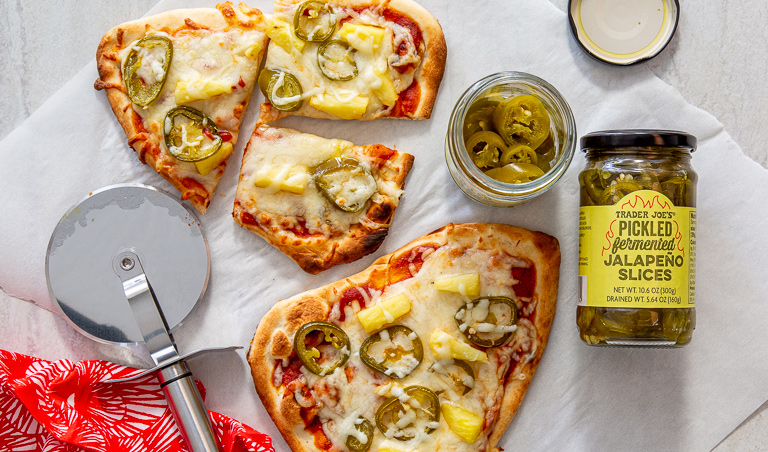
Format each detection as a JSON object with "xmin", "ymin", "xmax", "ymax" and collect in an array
[{"xmin": 120, "ymin": 256, "xmax": 134, "ymax": 271}]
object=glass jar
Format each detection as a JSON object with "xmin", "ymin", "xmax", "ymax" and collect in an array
[
  {"xmin": 445, "ymin": 72, "xmax": 576, "ymax": 206},
  {"xmin": 577, "ymin": 130, "xmax": 697, "ymax": 347}
]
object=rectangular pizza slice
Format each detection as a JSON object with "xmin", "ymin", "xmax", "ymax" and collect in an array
[
  {"xmin": 95, "ymin": 2, "xmax": 269, "ymax": 213},
  {"xmin": 247, "ymin": 223, "xmax": 561, "ymax": 451},
  {"xmin": 257, "ymin": 0, "xmax": 447, "ymax": 122},
  {"xmin": 233, "ymin": 124, "xmax": 414, "ymax": 273}
]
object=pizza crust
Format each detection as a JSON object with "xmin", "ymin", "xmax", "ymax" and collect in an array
[
  {"xmin": 94, "ymin": 3, "xmax": 268, "ymax": 213},
  {"xmin": 233, "ymin": 125, "xmax": 414, "ymax": 274},
  {"xmin": 248, "ymin": 223, "xmax": 560, "ymax": 452},
  {"xmin": 259, "ymin": 0, "xmax": 447, "ymax": 122}
]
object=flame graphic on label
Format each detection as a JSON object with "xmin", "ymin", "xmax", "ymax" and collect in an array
[
  {"xmin": 600, "ymin": 192, "xmax": 685, "ymax": 256},
  {"xmin": 673, "ymin": 219, "xmax": 685, "ymax": 255},
  {"xmin": 620, "ymin": 193, "xmax": 672, "ymax": 210},
  {"xmin": 601, "ymin": 219, "xmax": 616, "ymax": 256}
]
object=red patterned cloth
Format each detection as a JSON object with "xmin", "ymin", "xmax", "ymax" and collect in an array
[{"xmin": 0, "ymin": 350, "xmax": 273, "ymax": 452}]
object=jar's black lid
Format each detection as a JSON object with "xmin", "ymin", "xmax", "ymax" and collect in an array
[{"xmin": 581, "ymin": 130, "xmax": 697, "ymax": 150}]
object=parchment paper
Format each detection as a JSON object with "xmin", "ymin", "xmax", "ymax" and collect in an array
[{"xmin": 2, "ymin": 1, "xmax": 768, "ymax": 451}]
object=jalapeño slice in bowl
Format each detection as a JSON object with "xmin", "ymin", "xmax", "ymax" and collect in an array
[
  {"xmin": 429, "ymin": 359, "xmax": 475, "ymax": 395},
  {"xmin": 484, "ymin": 162, "xmax": 545, "ymax": 184},
  {"xmin": 264, "ymin": 70, "xmax": 303, "ymax": 112},
  {"xmin": 318, "ymin": 40, "xmax": 358, "ymax": 81},
  {"xmin": 123, "ymin": 35, "xmax": 173, "ymax": 107},
  {"xmin": 293, "ymin": 0, "xmax": 336, "ymax": 42},
  {"xmin": 462, "ymin": 94, "xmax": 501, "ymax": 140},
  {"xmin": 293, "ymin": 321, "xmax": 351, "ymax": 376},
  {"xmin": 313, "ymin": 157, "xmax": 377, "ymax": 212},
  {"xmin": 375, "ymin": 386, "xmax": 440, "ymax": 441},
  {"xmin": 492, "ymin": 94, "xmax": 551, "ymax": 149},
  {"xmin": 345, "ymin": 417, "xmax": 374, "ymax": 452},
  {"xmin": 163, "ymin": 106, "xmax": 222, "ymax": 162},
  {"xmin": 455, "ymin": 296, "xmax": 519, "ymax": 347},
  {"xmin": 360, "ymin": 325, "xmax": 423, "ymax": 379},
  {"xmin": 500, "ymin": 144, "xmax": 538, "ymax": 166},
  {"xmin": 465, "ymin": 131, "xmax": 507, "ymax": 169}
]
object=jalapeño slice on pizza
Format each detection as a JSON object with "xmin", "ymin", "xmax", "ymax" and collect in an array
[
  {"xmin": 257, "ymin": 0, "xmax": 447, "ymax": 122},
  {"xmin": 95, "ymin": 2, "xmax": 270, "ymax": 213},
  {"xmin": 248, "ymin": 223, "xmax": 560, "ymax": 451}
]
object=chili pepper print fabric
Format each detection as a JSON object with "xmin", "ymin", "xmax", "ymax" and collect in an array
[{"xmin": 0, "ymin": 350, "xmax": 273, "ymax": 452}]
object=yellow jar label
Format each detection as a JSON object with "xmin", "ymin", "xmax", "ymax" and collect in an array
[{"xmin": 579, "ymin": 190, "xmax": 696, "ymax": 308}]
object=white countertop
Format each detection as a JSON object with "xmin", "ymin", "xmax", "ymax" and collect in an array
[{"xmin": 2, "ymin": 1, "xmax": 767, "ymax": 450}]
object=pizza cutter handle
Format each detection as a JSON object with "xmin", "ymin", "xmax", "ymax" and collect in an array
[{"xmin": 158, "ymin": 361, "xmax": 220, "ymax": 452}]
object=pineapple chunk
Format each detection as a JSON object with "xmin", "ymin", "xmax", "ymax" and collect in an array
[
  {"xmin": 331, "ymin": 139, "xmax": 353, "ymax": 157},
  {"xmin": 266, "ymin": 17, "xmax": 305, "ymax": 53},
  {"xmin": 357, "ymin": 293, "xmax": 411, "ymax": 333},
  {"xmin": 367, "ymin": 67, "xmax": 399, "ymax": 107},
  {"xmin": 378, "ymin": 439, "xmax": 416, "ymax": 452},
  {"xmin": 252, "ymin": 164, "xmax": 310, "ymax": 194},
  {"xmin": 434, "ymin": 273, "xmax": 481, "ymax": 297},
  {"xmin": 441, "ymin": 403, "xmax": 484, "ymax": 443},
  {"xmin": 244, "ymin": 40, "xmax": 264, "ymax": 59},
  {"xmin": 175, "ymin": 77, "xmax": 234, "ymax": 104},
  {"xmin": 339, "ymin": 23, "xmax": 386, "ymax": 54},
  {"xmin": 429, "ymin": 330, "xmax": 488, "ymax": 363},
  {"xmin": 280, "ymin": 166, "xmax": 311, "ymax": 194},
  {"xmin": 252, "ymin": 167, "xmax": 278, "ymax": 189},
  {"xmin": 194, "ymin": 141, "xmax": 233, "ymax": 176},
  {"xmin": 378, "ymin": 439, "xmax": 412, "ymax": 452},
  {"xmin": 309, "ymin": 93, "xmax": 369, "ymax": 120}
]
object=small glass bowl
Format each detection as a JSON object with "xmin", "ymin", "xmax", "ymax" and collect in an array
[{"xmin": 445, "ymin": 72, "xmax": 577, "ymax": 206}]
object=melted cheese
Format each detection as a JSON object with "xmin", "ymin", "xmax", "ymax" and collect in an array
[
  {"xmin": 236, "ymin": 127, "xmax": 404, "ymax": 237},
  {"xmin": 133, "ymin": 45, "xmax": 166, "ymax": 85},
  {"xmin": 294, "ymin": 242, "xmax": 539, "ymax": 451}
]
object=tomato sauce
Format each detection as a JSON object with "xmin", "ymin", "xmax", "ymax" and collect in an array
[
  {"xmin": 238, "ymin": 209, "xmax": 259, "ymax": 227},
  {"xmin": 305, "ymin": 418, "xmax": 333, "ymax": 450},
  {"xmin": 392, "ymin": 80, "xmax": 421, "ymax": 117},
  {"xmin": 279, "ymin": 358, "xmax": 303, "ymax": 387},
  {"xmin": 288, "ymin": 220, "xmax": 312, "ymax": 238},
  {"xmin": 381, "ymin": 9, "xmax": 424, "ymax": 50},
  {"xmin": 511, "ymin": 265, "xmax": 536, "ymax": 299},
  {"xmin": 387, "ymin": 245, "xmax": 438, "ymax": 285},
  {"xmin": 338, "ymin": 287, "xmax": 368, "ymax": 322}
]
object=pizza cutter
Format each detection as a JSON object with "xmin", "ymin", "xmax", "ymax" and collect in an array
[{"xmin": 45, "ymin": 183, "xmax": 230, "ymax": 452}]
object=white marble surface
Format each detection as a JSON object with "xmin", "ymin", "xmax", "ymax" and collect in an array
[{"xmin": 1, "ymin": 1, "xmax": 767, "ymax": 451}]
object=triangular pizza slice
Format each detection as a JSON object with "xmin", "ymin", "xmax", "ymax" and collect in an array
[
  {"xmin": 233, "ymin": 124, "xmax": 414, "ymax": 274},
  {"xmin": 95, "ymin": 2, "xmax": 269, "ymax": 213},
  {"xmin": 256, "ymin": 0, "xmax": 446, "ymax": 122},
  {"xmin": 248, "ymin": 223, "xmax": 560, "ymax": 451}
]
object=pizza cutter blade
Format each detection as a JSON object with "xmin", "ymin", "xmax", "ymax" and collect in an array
[{"xmin": 45, "ymin": 184, "xmax": 219, "ymax": 452}]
